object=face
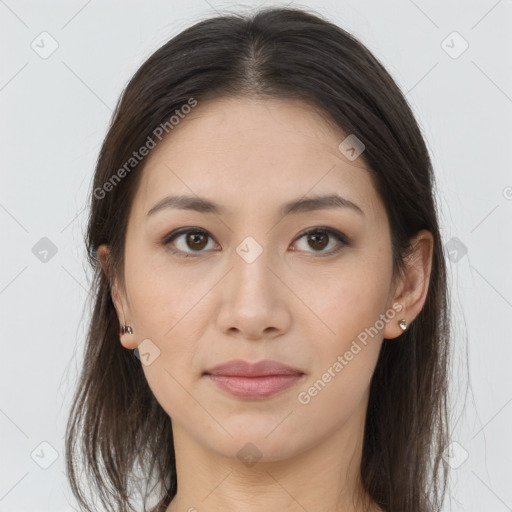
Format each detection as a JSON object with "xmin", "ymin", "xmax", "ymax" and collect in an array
[{"xmin": 103, "ymin": 96, "xmax": 408, "ymax": 462}]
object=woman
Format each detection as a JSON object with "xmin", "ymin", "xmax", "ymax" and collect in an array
[{"xmin": 65, "ymin": 6, "xmax": 451, "ymax": 512}]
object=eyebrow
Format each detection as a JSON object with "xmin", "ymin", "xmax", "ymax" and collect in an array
[{"xmin": 146, "ymin": 193, "xmax": 365, "ymax": 218}]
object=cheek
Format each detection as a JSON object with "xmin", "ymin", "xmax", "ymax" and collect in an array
[
  {"xmin": 124, "ymin": 249, "xmax": 218, "ymax": 371},
  {"xmin": 296, "ymin": 290, "xmax": 384, "ymax": 428},
  {"xmin": 125, "ymin": 246, "xmax": 203, "ymax": 336},
  {"xmin": 296, "ymin": 353, "xmax": 377, "ymax": 439},
  {"xmin": 294, "ymin": 254, "xmax": 389, "ymax": 402},
  {"xmin": 301, "ymin": 255, "xmax": 391, "ymax": 341}
]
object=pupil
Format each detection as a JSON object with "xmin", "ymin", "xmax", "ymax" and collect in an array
[
  {"xmin": 188, "ymin": 232, "xmax": 207, "ymax": 250},
  {"xmin": 309, "ymin": 233, "xmax": 327, "ymax": 250}
]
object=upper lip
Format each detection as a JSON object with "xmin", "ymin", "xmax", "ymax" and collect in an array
[{"xmin": 204, "ymin": 359, "xmax": 304, "ymax": 377}]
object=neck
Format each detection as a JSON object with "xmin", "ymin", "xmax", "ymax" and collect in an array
[{"xmin": 165, "ymin": 403, "xmax": 380, "ymax": 512}]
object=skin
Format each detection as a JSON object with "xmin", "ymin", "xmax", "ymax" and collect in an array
[{"xmin": 98, "ymin": 96, "xmax": 433, "ymax": 512}]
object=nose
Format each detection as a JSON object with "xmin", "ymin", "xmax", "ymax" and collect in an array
[{"xmin": 215, "ymin": 245, "xmax": 292, "ymax": 341}]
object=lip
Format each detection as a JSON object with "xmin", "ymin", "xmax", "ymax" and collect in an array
[
  {"xmin": 203, "ymin": 359, "xmax": 305, "ymax": 400},
  {"xmin": 204, "ymin": 359, "xmax": 304, "ymax": 377}
]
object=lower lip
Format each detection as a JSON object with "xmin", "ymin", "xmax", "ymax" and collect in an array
[{"xmin": 206, "ymin": 374, "xmax": 304, "ymax": 399}]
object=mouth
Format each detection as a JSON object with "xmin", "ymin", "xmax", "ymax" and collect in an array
[
  {"xmin": 205, "ymin": 373, "xmax": 305, "ymax": 399},
  {"xmin": 204, "ymin": 358, "xmax": 305, "ymax": 377},
  {"xmin": 203, "ymin": 359, "xmax": 305, "ymax": 400}
]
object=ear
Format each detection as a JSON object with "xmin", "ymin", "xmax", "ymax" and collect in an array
[
  {"xmin": 97, "ymin": 244, "xmax": 138, "ymax": 349},
  {"xmin": 383, "ymin": 229, "xmax": 434, "ymax": 340}
]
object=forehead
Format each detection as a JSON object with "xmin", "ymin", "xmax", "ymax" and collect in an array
[{"xmin": 133, "ymin": 96, "xmax": 383, "ymax": 224}]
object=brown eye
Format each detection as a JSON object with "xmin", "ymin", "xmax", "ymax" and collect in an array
[
  {"xmin": 293, "ymin": 228, "xmax": 349, "ymax": 256},
  {"xmin": 163, "ymin": 228, "xmax": 216, "ymax": 257},
  {"xmin": 163, "ymin": 226, "xmax": 349, "ymax": 258},
  {"xmin": 185, "ymin": 231, "xmax": 208, "ymax": 250},
  {"xmin": 307, "ymin": 232, "xmax": 329, "ymax": 251}
]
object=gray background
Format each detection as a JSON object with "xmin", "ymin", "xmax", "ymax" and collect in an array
[{"xmin": 1, "ymin": 0, "xmax": 511, "ymax": 510}]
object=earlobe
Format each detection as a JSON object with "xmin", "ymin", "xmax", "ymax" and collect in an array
[
  {"xmin": 382, "ymin": 307, "xmax": 409, "ymax": 340},
  {"xmin": 119, "ymin": 324, "xmax": 138, "ymax": 350},
  {"xmin": 383, "ymin": 230, "xmax": 434, "ymax": 340}
]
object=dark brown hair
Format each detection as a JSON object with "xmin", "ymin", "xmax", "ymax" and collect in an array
[{"xmin": 65, "ymin": 6, "xmax": 451, "ymax": 512}]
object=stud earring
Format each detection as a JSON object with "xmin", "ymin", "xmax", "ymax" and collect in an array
[
  {"xmin": 398, "ymin": 319, "xmax": 407, "ymax": 331},
  {"xmin": 121, "ymin": 325, "xmax": 133, "ymax": 335}
]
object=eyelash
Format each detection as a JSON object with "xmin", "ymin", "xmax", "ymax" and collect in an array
[{"xmin": 161, "ymin": 226, "xmax": 350, "ymax": 258}]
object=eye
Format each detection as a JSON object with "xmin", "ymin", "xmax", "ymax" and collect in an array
[
  {"xmin": 161, "ymin": 226, "xmax": 349, "ymax": 258},
  {"xmin": 162, "ymin": 228, "xmax": 218, "ymax": 257},
  {"xmin": 292, "ymin": 227, "xmax": 349, "ymax": 256}
]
